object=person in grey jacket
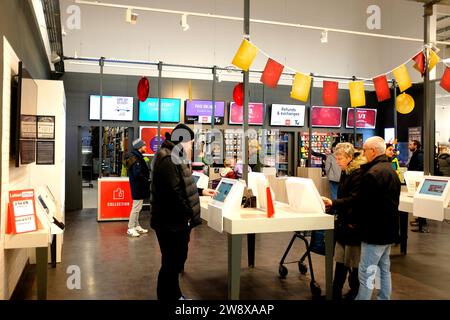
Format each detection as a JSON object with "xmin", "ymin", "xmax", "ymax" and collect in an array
[{"xmin": 325, "ymin": 142, "xmax": 342, "ymax": 200}]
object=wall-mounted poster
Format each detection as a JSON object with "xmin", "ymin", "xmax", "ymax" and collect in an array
[
  {"xmin": 20, "ymin": 115, "xmax": 37, "ymax": 139},
  {"xmin": 36, "ymin": 141, "xmax": 55, "ymax": 165},
  {"xmin": 139, "ymin": 126, "xmax": 174, "ymax": 155},
  {"xmin": 37, "ymin": 116, "xmax": 55, "ymax": 139}
]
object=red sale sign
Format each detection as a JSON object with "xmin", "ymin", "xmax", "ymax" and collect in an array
[
  {"xmin": 346, "ymin": 108, "xmax": 377, "ymax": 129},
  {"xmin": 229, "ymin": 102, "xmax": 264, "ymax": 125},
  {"xmin": 7, "ymin": 189, "xmax": 38, "ymax": 234},
  {"xmin": 139, "ymin": 126, "xmax": 173, "ymax": 155},
  {"xmin": 311, "ymin": 106, "xmax": 342, "ymax": 128},
  {"xmin": 98, "ymin": 178, "xmax": 133, "ymax": 221}
]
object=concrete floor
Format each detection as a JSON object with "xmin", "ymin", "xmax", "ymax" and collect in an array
[{"xmin": 12, "ymin": 209, "xmax": 450, "ymax": 300}]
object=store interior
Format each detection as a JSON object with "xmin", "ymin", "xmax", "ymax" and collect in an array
[{"xmin": 1, "ymin": 0, "xmax": 450, "ymax": 302}]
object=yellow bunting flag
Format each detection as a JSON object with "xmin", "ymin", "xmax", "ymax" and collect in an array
[
  {"xmin": 290, "ymin": 73, "xmax": 311, "ymax": 102},
  {"xmin": 231, "ymin": 39, "xmax": 259, "ymax": 71},
  {"xmin": 392, "ymin": 64, "xmax": 412, "ymax": 92},
  {"xmin": 428, "ymin": 49, "xmax": 440, "ymax": 71},
  {"xmin": 349, "ymin": 81, "xmax": 365, "ymax": 107},
  {"xmin": 188, "ymin": 80, "xmax": 192, "ymax": 102}
]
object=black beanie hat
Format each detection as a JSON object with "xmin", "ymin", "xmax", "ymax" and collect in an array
[{"xmin": 169, "ymin": 123, "xmax": 195, "ymax": 144}]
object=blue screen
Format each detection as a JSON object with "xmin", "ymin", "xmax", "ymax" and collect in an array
[
  {"xmin": 214, "ymin": 182, "xmax": 234, "ymax": 202},
  {"xmin": 419, "ymin": 179, "xmax": 447, "ymax": 196},
  {"xmin": 139, "ymin": 98, "xmax": 180, "ymax": 122}
]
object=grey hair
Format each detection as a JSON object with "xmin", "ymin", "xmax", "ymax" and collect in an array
[
  {"xmin": 365, "ymin": 136, "xmax": 386, "ymax": 155},
  {"xmin": 334, "ymin": 142, "xmax": 355, "ymax": 158}
]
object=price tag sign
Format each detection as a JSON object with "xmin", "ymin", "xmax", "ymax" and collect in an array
[{"xmin": 7, "ymin": 189, "xmax": 38, "ymax": 234}]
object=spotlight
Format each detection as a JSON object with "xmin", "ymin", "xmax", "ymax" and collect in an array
[
  {"xmin": 180, "ymin": 14, "xmax": 190, "ymax": 31},
  {"xmin": 321, "ymin": 30, "xmax": 328, "ymax": 43},
  {"xmin": 126, "ymin": 8, "xmax": 138, "ymax": 25}
]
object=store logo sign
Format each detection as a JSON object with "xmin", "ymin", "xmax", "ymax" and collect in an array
[
  {"xmin": 66, "ymin": 5, "xmax": 81, "ymax": 30},
  {"xmin": 366, "ymin": 5, "xmax": 381, "ymax": 30}
]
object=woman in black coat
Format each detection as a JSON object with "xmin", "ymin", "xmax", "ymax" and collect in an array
[{"xmin": 322, "ymin": 142, "xmax": 366, "ymax": 300}]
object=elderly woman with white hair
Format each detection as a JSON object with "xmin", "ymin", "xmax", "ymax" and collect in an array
[{"xmin": 322, "ymin": 142, "xmax": 366, "ymax": 300}]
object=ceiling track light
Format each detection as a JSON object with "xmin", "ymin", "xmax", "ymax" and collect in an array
[
  {"xmin": 180, "ymin": 14, "xmax": 190, "ymax": 31},
  {"xmin": 126, "ymin": 8, "xmax": 138, "ymax": 25},
  {"xmin": 321, "ymin": 29, "xmax": 328, "ymax": 43}
]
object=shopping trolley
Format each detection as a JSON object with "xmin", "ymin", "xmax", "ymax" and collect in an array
[{"xmin": 278, "ymin": 230, "xmax": 325, "ymax": 298}]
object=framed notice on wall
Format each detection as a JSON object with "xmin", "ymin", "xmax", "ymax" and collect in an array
[
  {"xmin": 20, "ymin": 140, "xmax": 36, "ymax": 164},
  {"xmin": 36, "ymin": 140, "xmax": 55, "ymax": 165},
  {"xmin": 20, "ymin": 115, "xmax": 37, "ymax": 139},
  {"xmin": 37, "ymin": 116, "xmax": 55, "ymax": 139}
]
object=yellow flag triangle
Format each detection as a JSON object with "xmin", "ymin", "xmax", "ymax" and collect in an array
[
  {"xmin": 393, "ymin": 64, "xmax": 412, "ymax": 92},
  {"xmin": 231, "ymin": 39, "xmax": 259, "ymax": 71}
]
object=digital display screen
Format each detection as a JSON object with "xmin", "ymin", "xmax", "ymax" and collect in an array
[
  {"xmin": 270, "ymin": 104, "xmax": 305, "ymax": 127},
  {"xmin": 346, "ymin": 108, "xmax": 377, "ymax": 129},
  {"xmin": 311, "ymin": 106, "xmax": 342, "ymax": 128},
  {"xmin": 419, "ymin": 179, "xmax": 448, "ymax": 196},
  {"xmin": 214, "ymin": 182, "xmax": 234, "ymax": 202},
  {"xmin": 229, "ymin": 102, "xmax": 264, "ymax": 125},
  {"xmin": 139, "ymin": 98, "xmax": 181, "ymax": 122},
  {"xmin": 192, "ymin": 175, "xmax": 200, "ymax": 184},
  {"xmin": 185, "ymin": 100, "xmax": 225, "ymax": 124},
  {"xmin": 90, "ymin": 95, "xmax": 134, "ymax": 121}
]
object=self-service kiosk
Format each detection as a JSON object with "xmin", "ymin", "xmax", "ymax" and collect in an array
[
  {"xmin": 192, "ymin": 171, "xmax": 209, "ymax": 190},
  {"xmin": 207, "ymin": 178, "xmax": 245, "ymax": 232},
  {"xmin": 35, "ymin": 186, "xmax": 64, "ymax": 234},
  {"xmin": 413, "ymin": 176, "xmax": 450, "ymax": 221}
]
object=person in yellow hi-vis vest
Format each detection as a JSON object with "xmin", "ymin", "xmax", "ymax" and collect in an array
[{"xmin": 385, "ymin": 143, "xmax": 401, "ymax": 179}]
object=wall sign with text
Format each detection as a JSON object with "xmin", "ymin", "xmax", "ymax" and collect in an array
[
  {"xmin": 346, "ymin": 108, "xmax": 377, "ymax": 129},
  {"xmin": 37, "ymin": 115, "xmax": 55, "ymax": 139}
]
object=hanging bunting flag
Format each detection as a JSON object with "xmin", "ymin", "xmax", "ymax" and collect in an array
[
  {"xmin": 260, "ymin": 58, "xmax": 284, "ymax": 88},
  {"xmin": 440, "ymin": 66, "xmax": 450, "ymax": 92},
  {"xmin": 412, "ymin": 51, "xmax": 425, "ymax": 76},
  {"xmin": 392, "ymin": 64, "xmax": 412, "ymax": 92},
  {"xmin": 373, "ymin": 75, "xmax": 391, "ymax": 102},
  {"xmin": 396, "ymin": 93, "xmax": 415, "ymax": 114},
  {"xmin": 188, "ymin": 80, "xmax": 193, "ymax": 102},
  {"xmin": 231, "ymin": 39, "xmax": 259, "ymax": 71},
  {"xmin": 322, "ymin": 81, "xmax": 339, "ymax": 106},
  {"xmin": 290, "ymin": 72, "xmax": 311, "ymax": 102},
  {"xmin": 428, "ymin": 49, "xmax": 440, "ymax": 71},
  {"xmin": 349, "ymin": 81, "xmax": 366, "ymax": 107}
]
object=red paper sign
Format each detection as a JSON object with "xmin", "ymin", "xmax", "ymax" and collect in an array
[
  {"xmin": 98, "ymin": 179, "xmax": 133, "ymax": 220},
  {"xmin": 311, "ymin": 106, "xmax": 342, "ymax": 128},
  {"xmin": 260, "ymin": 58, "xmax": 284, "ymax": 88},
  {"xmin": 373, "ymin": 75, "xmax": 391, "ymax": 102},
  {"xmin": 7, "ymin": 189, "xmax": 38, "ymax": 234},
  {"xmin": 139, "ymin": 126, "xmax": 174, "ymax": 155},
  {"xmin": 229, "ymin": 102, "xmax": 264, "ymax": 125},
  {"xmin": 346, "ymin": 108, "xmax": 377, "ymax": 129},
  {"xmin": 322, "ymin": 81, "xmax": 339, "ymax": 106}
]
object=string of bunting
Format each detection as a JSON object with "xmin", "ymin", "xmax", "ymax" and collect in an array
[{"xmin": 231, "ymin": 39, "xmax": 450, "ymax": 114}]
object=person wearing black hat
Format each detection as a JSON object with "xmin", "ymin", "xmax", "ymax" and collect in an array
[
  {"xmin": 125, "ymin": 138, "xmax": 150, "ymax": 237},
  {"xmin": 150, "ymin": 123, "xmax": 216, "ymax": 300}
]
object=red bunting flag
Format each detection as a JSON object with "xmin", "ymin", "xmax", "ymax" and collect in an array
[
  {"xmin": 260, "ymin": 58, "xmax": 284, "ymax": 88},
  {"xmin": 412, "ymin": 51, "xmax": 425, "ymax": 76},
  {"xmin": 373, "ymin": 75, "xmax": 391, "ymax": 102},
  {"xmin": 322, "ymin": 81, "xmax": 338, "ymax": 106},
  {"xmin": 440, "ymin": 67, "xmax": 450, "ymax": 92}
]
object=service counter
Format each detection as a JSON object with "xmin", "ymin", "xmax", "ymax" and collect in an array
[{"xmin": 199, "ymin": 196, "xmax": 334, "ymax": 300}]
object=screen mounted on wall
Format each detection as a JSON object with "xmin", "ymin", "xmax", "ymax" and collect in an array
[
  {"xmin": 270, "ymin": 104, "xmax": 305, "ymax": 127},
  {"xmin": 346, "ymin": 108, "xmax": 377, "ymax": 129},
  {"xmin": 185, "ymin": 100, "xmax": 225, "ymax": 124},
  {"xmin": 311, "ymin": 106, "xmax": 342, "ymax": 128},
  {"xmin": 139, "ymin": 98, "xmax": 181, "ymax": 123},
  {"xmin": 89, "ymin": 95, "xmax": 134, "ymax": 121},
  {"xmin": 229, "ymin": 102, "xmax": 264, "ymax": 125}
]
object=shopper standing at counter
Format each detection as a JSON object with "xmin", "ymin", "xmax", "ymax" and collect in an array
[
  {"xmin": 125, "ymin": 139, "xmax": 150, "ymax": 237},
  {"xmin": 150, "ymin": 123, "xmax": 216, "ymax": 301},
  {"xmin": 322, "ymin": 143, "xmax": 366, "ymax": 300},
  {"xmin": 355, "ymin": 136, "xmax": 401, "ymax": 300}
]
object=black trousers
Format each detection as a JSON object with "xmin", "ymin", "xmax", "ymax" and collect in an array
[{"xmin": 155, "ymin": 228, "xmax": 190, "ymax": 300}]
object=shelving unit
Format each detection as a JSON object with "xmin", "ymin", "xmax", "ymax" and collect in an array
[
  {"xmin": 299, "ymin": 132, "xmax": 335, "ymax": 167},
  {"xmin": 101, "ymin": 127, "xmax": 129, "ymax": 176}
]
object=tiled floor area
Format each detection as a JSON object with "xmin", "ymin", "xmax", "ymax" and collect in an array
[{"xmin": 13, "ymin": 209, "xmax": 450, "ymax": 300}]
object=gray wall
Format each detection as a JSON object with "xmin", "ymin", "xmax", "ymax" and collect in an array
[{"xmin": 63, "ymin": 71, "xmax": 379, "ymax": 210}]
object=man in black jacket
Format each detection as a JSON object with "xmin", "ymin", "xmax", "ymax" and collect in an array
[
  {"xmin": 151, "ymin": 123, "xmax": 216, "ymax": 300},
  {"xmin": 407, "ymin": 140, "xmax": 428, "ymax": 232},
  {"xmin": 355, "ymin": 136, "xmax": 401, "ymax": 300},
  {"xmin": 125, "ymin": 139, "xmax": 150, "ymax": 237}
]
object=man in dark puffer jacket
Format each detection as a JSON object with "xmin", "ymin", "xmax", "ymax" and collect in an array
[{"xmin": 151, "ymin": 123, "xmax": 216, "ymax": 301}]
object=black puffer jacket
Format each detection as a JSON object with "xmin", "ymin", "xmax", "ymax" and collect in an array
[
  {"xmin": 408, "ymin": 149, "xmax": 424, "ymax": 171},
  {"xmin": 357, "ymin": 155, "xmax": 401, "ymax": 245},
  {"xmin": 150, "ymin": 140, "xmax": 201, "ymax": 232},
  {"xmin": 331, "ymin": 155, "xmax": 366, "ymax": 246},
  {"xmin": 125, "ymin": 150, "xmax": 150, "ymax": 200}
]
